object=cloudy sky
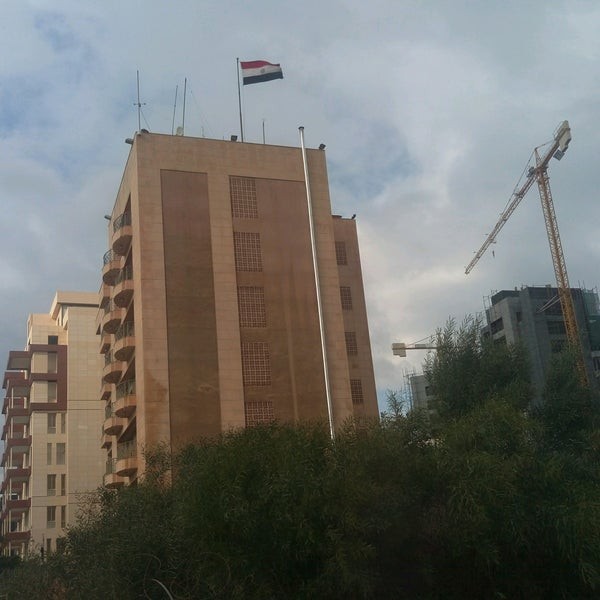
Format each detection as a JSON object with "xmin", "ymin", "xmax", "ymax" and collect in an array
[{"xmin": 1, "ymin": 0, "xmax": 599, "ymax": 409}]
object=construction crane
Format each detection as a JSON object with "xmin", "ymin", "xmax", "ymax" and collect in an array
[
  {"xmin": 392, "ymin": 339, "xmax": 437, "ymax": 357},
  {"xmin": 465, "ymin": 120, "xmax": 588, "ymax": 385}
]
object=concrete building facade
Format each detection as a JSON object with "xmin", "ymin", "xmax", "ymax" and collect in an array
[
  {"xmin": 482, "ymin": 285, "xmax": 600, "ymax": 395},
  {"xmin": 1, "ymin": 292, "xmax": 104, "ymax": 557},
  {"xmin": 100, "ymin": 132, "xmax": 378, "ymax": 484}
]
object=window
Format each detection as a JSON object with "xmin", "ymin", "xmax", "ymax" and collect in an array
[
  {"xmin": 47, "ymin": 474, "xmax": 56, "ymax": 496},
  {"xmin": 245, "ymin": 401, "xmax": 275, "ymax": 426},
  {"xmin": 350, "ymin": 379, "xmax": 364, "ymax": 405},
  {"xmin": 238, "ymin": 286, "xmax": 266, "ymax": 327},
  {"xmin": 60, "ymin": 474, "xmax": 66, "ymax": 496},
  {"xmin": 48, "ymin": 335, "xmax": 58, "ymax": 345},
  {"xmin": 241, "ymin": 342, "xmax": 271, "ymax": 386},
  {"xmin": 47, "ymin": 506, "xmax": 56, "ymax": 528},
  {"xmin": 47, "ymin": 443, "xmax": 52, "ymax": 465},
  {"xmin": 56, "ymin": 443, "xmax": 66, "ymax": 466},
  {"xmin": 60, "ymin": 413, "xmax": 66, "ymax": 434},
  {"xmin": 345, "ymin": 332, "xmax": 358, "ymax": 355},
  {"xmin": 335, "ymin": 241, "xmax": 347, "ymax": 265},
  {"xmin": 60, "ymin": 505, "xmax": 66, "ymax": 529},
  {"xmin": 340, "ymin": 286, "xmax": 353, "ymax": 310},
  {"xmin": 48, "ymin": 381, "xmax": 57, "ymax": 403},
  {"xmin": 47, "ymin": 352, "xmax": 57, "ymax": 373},
  {"xmin": 233, "ymin": 232, "xmax": 263, "ymax": 272},
  {"xmin": 230, "ymin": 177, "xmax": 258, "ymax": 219},
  {"xmin": 47, "ymin": 413, "xmax": 56, "ymax": 434},
  {"xmin": 46, "ymin": 538, "xmax": 52, "ymax": 554}
]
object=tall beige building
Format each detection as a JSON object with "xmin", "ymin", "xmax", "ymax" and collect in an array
[
  {"xmin": 1, "ymin": 292, "xmax": 104, "ymax": 557},
  {"xmin": 100, "ymin": 132, "xmax": 378, "ymax": 484}
]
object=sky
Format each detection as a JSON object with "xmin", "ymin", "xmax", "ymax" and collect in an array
[{"xmin": 1, "ymin": 0, "xmax": 600, "ymax": 410}]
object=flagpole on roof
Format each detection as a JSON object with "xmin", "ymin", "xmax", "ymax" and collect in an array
[{"xmin": 236, "ymin": 58, "xmax": 244, "ymax": 142}]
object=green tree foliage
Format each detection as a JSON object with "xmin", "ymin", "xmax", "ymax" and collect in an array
[{"xmin": 0, "ymin": 318, "xmax": 598, "ymax": 598}]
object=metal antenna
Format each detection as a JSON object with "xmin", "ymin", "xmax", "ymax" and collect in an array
[
  {"xmin": 171, "ymin": 85, "xmax": 178, "ymax": 135},
  {"xmin": 182, "ymin": 78, "xmax": 187, "ymax": 135},
  {"xmin": 134, "ymin": 70, "xmax": 146, "ymax": 132}
]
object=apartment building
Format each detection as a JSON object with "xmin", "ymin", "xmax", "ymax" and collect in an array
[
  {"xmin": 1, "ymin": 292, "xmax": 104, "ymax": 557},
  {"xmin": 100, "ymin": 132, "xmax": 378, "ymax": 484}
]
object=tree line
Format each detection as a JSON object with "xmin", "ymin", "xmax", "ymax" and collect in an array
[{"xmin": 0, "ymin": 318, "xmax": 598, "ymax": 598}]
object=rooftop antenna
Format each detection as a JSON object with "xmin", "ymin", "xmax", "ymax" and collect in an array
[
  {"xmin": 171, "ymin": 85, "xmax": 178, "ymax": 135},
  {"xmin": 134, "ymin": 70, "xmax": 146, "ymax": 133},
  {"xmin": 181, "ymin": 78, "xmax": 187, "ymax": 136}
]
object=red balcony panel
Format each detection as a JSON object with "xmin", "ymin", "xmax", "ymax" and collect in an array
[
  {"xmin": 6, "ymin": 498, "xmax": 31, "ymax": 511},
  {"xmin": 4, "ymin": 530, "xmax": 31, "ymax": 543}
]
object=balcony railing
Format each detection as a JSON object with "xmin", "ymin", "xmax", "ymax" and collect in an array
[
  {"xmin": 117, "ymin": 439, "xmax": 136, "ymax": 460},
  {"xmin": 116, "ymin": 379, "xmax": 136, "ymax": 399},
  {"xmin": 115, "ymin": 322, "xmax": 135, "ymax": 342},
  {"xmin": 114, "ymin": 265, "xmax": 133, "ymax": 286},
  {"xmin": 103, "ymin": 249, "xmax": 117, "ymax": 266},
  {"xmin": 113, "ymin": 212, "xmax": 132, "ymax": 233}
]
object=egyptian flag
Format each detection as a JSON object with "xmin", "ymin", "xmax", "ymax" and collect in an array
[{"xmin": 240, "ymin": 60, "xmax": 284, "ymax": 85}]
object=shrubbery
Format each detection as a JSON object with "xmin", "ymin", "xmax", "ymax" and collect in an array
[{"xmin": 1, "ymin": 319, "xmax": 598, "ymax": 598}]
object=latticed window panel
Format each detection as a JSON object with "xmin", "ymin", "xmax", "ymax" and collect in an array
[
  {"xmin": 345, "ymin": 331, "xmax": 358, "ymax": 355},
  {"xmin": 230, "ymin": 177, "xmax": 258, "ymax": 219},
  {"xmin": 350, "ymin": 379, "xmax": 364, "ymax": 405},
  {"xmin": 234, "ymin": 232, "xmax": 263, "ymax": 272},
  {"xmin": 241, "ymin": 341, "xmax": 271, "ymax": 386},
  {"xmin": 245, "ymin": 401, "xmax": 274, "ymax": 426},
  {"xmin": 335, "ymin": 241, "xmax": 348, "ymax": 265},
  {"xmin": 238, "ymin": 286, "xmax": 266, "ymax": 328},
  {"xmin": 340, "ymin": 286, "xmax": 353, "ymax": 310}
]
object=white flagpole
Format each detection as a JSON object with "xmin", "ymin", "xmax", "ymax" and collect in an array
[
  {"xmin": 236, "ymin": 58, "xmax": 244, "ymax": 142},
  {"xmin": 299, "ymin": 126, "xmax": 335, "ymax": 440}
]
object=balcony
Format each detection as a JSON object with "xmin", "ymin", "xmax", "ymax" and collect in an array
[
  {"xmin": 6, "ymin": 403, "xmax": 29, "ymax": 420},
  {"xmin": 104, "ymin": 458, "xmax": 126, "ymax": 488},
  {"xmin": 102, "ymin": 249, "xmax": 122, "ymax": 285},
  {"xmin": 6, "ymin": 436, "xmax": 32, "ymax": 450},
  {"xmin": 100, "ymin": 329, "xmax": 111, "ymax": 354},
  {"xmin": 5, "ymin": 497, "xmax": 31, "ymax": 511},
  {"xmin": 4, "ymin": 530, "xmax": 31, "ymax": 544},
  {"xmin": 101, "ymin": 301, "xmax": 124, "ymax": 334},
  {"xmin": 100, "ymin": 381, "xmax": 112, "ymax": 401},
  {"xmin": 101, "ymin": 430, "xmax": 112, "ymax": 449},
  {"xmin": 114, "ymin": 322, "xmax": 135, "ymax": 362},
  {"xmin": 103, "ymin": 415, "xmax": 125, "ymax": 436},
  {"xmin": 116, "ymin": 439, "xmax": 137, "ymax": 476},
  {"xmin": 113, "ymin": 266, "xmax": 134, "ymax": 308},
  {"xmin": 102, "ymin": 352, "xmax": 126, "ymax": 384},
  {"xmin": 3, "ymin": 465, "xmax": 31, "ymax": 484},
  {"xmin": 115, "ymin": 379, "xmax": 136, "ymax": 418},
  {"xmin": 99, "ymin": 282, "xmax": 111, "ymax": 309},
  {"xmin": 112, "ymin": 212, "xmax": 133, "ymax": 256}
]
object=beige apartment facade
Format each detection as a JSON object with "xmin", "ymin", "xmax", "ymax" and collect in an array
[
  {"xmin": 100, "ymin": 132, "xmax": 378, "ymax": 483},
  {"xmin": 1, "ymin": 292, "xmax": 104, "ymax": 557}
]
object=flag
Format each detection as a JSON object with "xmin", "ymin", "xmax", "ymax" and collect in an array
[{"xmin": 240, "ymin": 60, "xmax": 283, "ymax": 85}]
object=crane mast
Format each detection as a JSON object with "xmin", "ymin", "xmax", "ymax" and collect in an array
[{"xmin": 465, "ymin": 121, "xmax": 588, "ymax": 384}]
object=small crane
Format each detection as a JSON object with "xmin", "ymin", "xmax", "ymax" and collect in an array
[{"xmin": 465, "ymin": 120, "xmax": 588, "ymax": 384}]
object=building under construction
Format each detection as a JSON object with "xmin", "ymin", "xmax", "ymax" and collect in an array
[{"xmin": 481, "ymin": 285, "xmax": 600, "ymax": 397}]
